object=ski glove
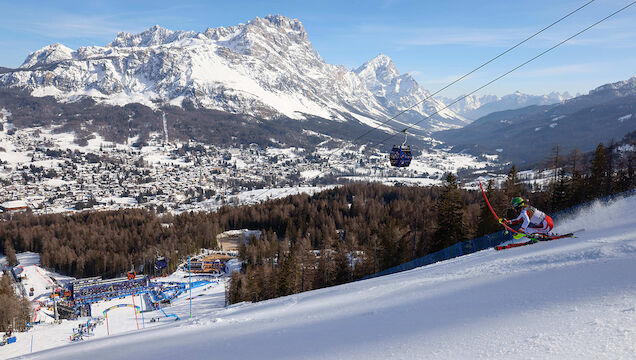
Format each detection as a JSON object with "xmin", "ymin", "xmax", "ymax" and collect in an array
[
  {"xmin": 498, "ymin": 218, "xmax": 506, "ymax": 224},
  {"xmin": 513, "ymin": 233, "xmax": 525, "ymax": 240}
]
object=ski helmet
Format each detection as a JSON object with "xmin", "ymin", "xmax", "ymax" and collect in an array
[{"xmin": 511, "ymin": 197, "xmax": 525, "ymax": 208}]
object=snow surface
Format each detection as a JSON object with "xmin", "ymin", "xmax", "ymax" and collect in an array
[
  {"xmin": 192, "ymin": 185, "xmax": 338, "ymax": 213},
  {"xmin": 0, "ymin": 252, "xmax": 76, "ymax": 334},
  {"xmin": 0, "ymin": 252, "xmax": 224, "ymax": 360},
  {"xmin": 618, "ymin": 114, "xmax": 632, "ymax": 122},
  {"xmin": 5, "ymin": 194, "xmax": 636, "ymax": 359}
]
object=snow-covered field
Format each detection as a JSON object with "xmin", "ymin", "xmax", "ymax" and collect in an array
[
  {"xmin": 0, "ymin": 252, "xmax": 224, "ymax": 359},
  {"xmin": 0, "ymin": 252, "xmax": 75, "ymax": 323},
  {"xmin": 195, "ymin": 185, "xmax": 338, "ymax": 212},
  {"xmin": 4, "ymin": 194, "xmax": 634, "ymax": 359},
  {"xmin": 0, "ymin": 267, "xmax": 224, "ymax": 360}
]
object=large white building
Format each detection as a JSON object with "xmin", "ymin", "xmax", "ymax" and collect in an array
[{"xmin": 0, "ymin": 200, "xmax": 28, "ymax": 212}]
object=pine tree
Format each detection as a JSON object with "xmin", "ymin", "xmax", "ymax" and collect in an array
[
  {"xmin": 227, "ymin": 272, "xmax": 246, "ymax": 303},
  {"xmin": 362, "ymin": 234, "xmax": 382, "ymax": 276},
  {"xmin": 276, "ymin": 252, "xmax": 298, "ymax": 296},
  {"xmin": 294, "ymin": 237, "xmax": 315, "ymax": 292},
  {"xmin": 604, "ymin": 141, "xmax": 617, "ymax": 196},
  {"xmin": 377, "ymin": 218, "xmax": 400, "ymax": 269},
  {"xmin": 0, "ymin": 270, "xmax": 32, "ymax": 331},
  {"xmin": 629, "ymin": 151, "xmax": 635, "ymax": 189},
  {"xmin": 615, "ymin": 151, "xmax": 635, "ymax": 193},
  {"xmin": 476, "ymin": 180, "xmax": 502, "ymax": 236},
  {"xmin": 503, "ymin": 165, "xmax": 522, "ymax": 197},
  {"xmin": 433, "ymin": 173, "xmax": 466, "ymax": 251},
  {"xmin": 313, "ymin": 243, "xmax": 335, "ymax": 289},
  {"xmin": 550, "ymin": 145, "xmax": 562, "ymax": 182},
  {"xmin": 333, "ymin": 242, "xmax": 352, "ymax": 285},
  {"xmin": 589, "ymin": 143, "xmax": 608, "ymax": 199},
  {"xmin": 4, "ymin": 240, "xmax": 18, "ymax": 266},
  {"xmin": 550, "ymin": 168, "xmax": 569, "ymax": 212},
  {"xmin": 246, "ymin": 266, "xmax": 262, "ymax": 302},
  {"xmin": 567, "ymin": 149, "xmax": 586, "ymax": 206}
]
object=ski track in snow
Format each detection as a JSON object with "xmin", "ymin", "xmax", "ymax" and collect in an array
[{"xmin": 5, "ymin": 195, "xmax": 636, "ymax": 359}]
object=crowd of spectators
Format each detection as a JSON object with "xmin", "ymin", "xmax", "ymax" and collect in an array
[{"xmin": 73, "ymin": 277, "xmax": 149, "ymax": 303}]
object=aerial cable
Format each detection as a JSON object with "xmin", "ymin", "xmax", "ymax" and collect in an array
[
  {"xmin": 251, "ymin": 0, "xmax": 632, "ymax": 202},
  {"xmin": 376, "ymin": 0, "xmax": 636, "ymax": 147},
  {"xmin": 324, "ymin": 0, "xmax": 596, "ymax": 161}
]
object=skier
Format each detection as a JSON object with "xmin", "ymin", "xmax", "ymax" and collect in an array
[{"xmin": 500, "ymin": 197, "xmax": 554, "ymax": 240}]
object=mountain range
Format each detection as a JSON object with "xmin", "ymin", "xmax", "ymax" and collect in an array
[
  {"xmin": 435, "ymin": 77, "xmax": 636, "ymax": 165},
  {"xmin": 440, "ymin": 91, "xmax": 573, "ymax": 121},
  {"xmin": 0, "ymin": 15, "xmax": 633, "ymax": 170},
  {"xmin": 0, "ymin": 15, "xmax": 465, "ymax": 139}
]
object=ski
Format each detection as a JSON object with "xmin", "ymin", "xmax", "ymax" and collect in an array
[
  {"xmin": 495, "ymin": 241, "xmax": 536, "ymax": 250},
  {"xmin": 494, "ymin": 233, "xmax": 575, "ymax": 251}
]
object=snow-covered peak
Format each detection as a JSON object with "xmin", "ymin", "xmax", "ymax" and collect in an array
[
  {"xmin": 353, "ymin": 53, "xmax": 465, "ymax": 130},
  {"xmin": 446, "ymin": 91, "xmax": 573, "ymax": 120},
  {"xmin": 202, "ymin": 15, "xmax": 312, "ymax": 58},
  {"xmin": 250, "ymin": 15, "xmax": 308, "ymax": 42},
  {"xmin": 20, "ymin": 43, "xmax": 74, "ymax": 69},
  {"xmin": 355, "ymin": 54, "xmax": 400, "ymax": 87},
  {"xmin": 109, "ymin": 25, "xmax": 196, "ymax": 48},
  {"xmin": 590, "ymin": 76, "xmax": 636, "ymax": 96}
]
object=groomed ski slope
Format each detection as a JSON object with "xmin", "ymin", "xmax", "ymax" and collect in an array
[{"xmin": 18, "ymin": 195, "xmax": 636, "ymax": 360}]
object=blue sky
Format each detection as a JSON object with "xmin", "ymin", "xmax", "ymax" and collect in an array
[{"xmin": 0, "ymin": 0, "xmax": 634, "ymax": 97}]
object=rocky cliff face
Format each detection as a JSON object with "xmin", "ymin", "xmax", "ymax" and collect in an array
[
  {"xmin": 0, "ymin": 15, "xmax": 464, "ymax": 133},
  {"xmin": 355, "ymin": 54, "xmax": 468, "ymax": 131}
]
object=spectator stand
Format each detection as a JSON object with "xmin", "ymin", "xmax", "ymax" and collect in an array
[{"xmin": 71, "ymin": 276, "xmax": 150, "ymax": 304}]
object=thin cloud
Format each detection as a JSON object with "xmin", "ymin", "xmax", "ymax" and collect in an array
[
  {"xmin": 512, "ymin": 63, "xmax": 598, "ymax": 78},
  {"xmin": 356, "ymin": 24, "xmax": 527, "ymax": 47},
  {"xmin": 0, "ymin": 6, "xmax": 196, "ymax": 41},
  {"xmin": 3, "ymin": 15, "xmax": 138, "ymax": 40},
  {"xmin": 501, "ymin": 16, "xmax": 636, "ymax": 48},
  {"xmin": 411, "ymin": 73, "xmax": 481, "ymax": 94},
  {"xmin": 355, "ymin": 13, "xmax": 636, "ymax": 49},
  {"xmin": 416, "ymin": 73, "xmax": 470, "ymax": 85},
  {"xmin": 541, "ymin": 31, "xmax": 636, "ymax": 48}
]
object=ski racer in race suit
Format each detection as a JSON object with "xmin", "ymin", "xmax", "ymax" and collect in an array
[{"xmin": 500, "ymin": 197, "xmax": 554, "ymax": 240}]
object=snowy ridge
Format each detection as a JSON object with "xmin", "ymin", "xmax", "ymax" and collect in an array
[
  {"xmin": 17, "ymin": 194, "xmax": 636, "ymax": 359},
  {"xmin": 0, "ymin": 16, "xmax": 464, "ymax": 132},
  {"xmin": 589, "ymin": 76, "xmax": 636, "ymax": 96},
  {"xmin": 355, "ymin": 54, "xmax": 468, "ymax": 130},
  {"xmin": 442, "ymin": 90, "xmax": 572, "ymax": 120}
]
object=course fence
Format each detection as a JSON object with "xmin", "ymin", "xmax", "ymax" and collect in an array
[{"xmin": 362, "ymin": 188, "xmax": 636, "ymax": 281}]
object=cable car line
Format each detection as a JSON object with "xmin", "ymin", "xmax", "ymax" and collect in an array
[
  {"xmin": 250, "ymin": 0, "xmax": 633, "ymax": 203},
  {"xmin": 376, "ymin": 0, "xmax": 636, "ymax": 148},
  {"xmin": 323, "ymin": 0, "xmax": 596, "ymax": 162}
]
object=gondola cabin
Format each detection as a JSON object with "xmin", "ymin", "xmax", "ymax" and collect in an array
[
  {"xmin": 156, "ymin": 256, "xmax": 168, "ymax": 270},
  {"xmin": 390, "ymin": 145, "xmax": 412, "ymax": 167}
]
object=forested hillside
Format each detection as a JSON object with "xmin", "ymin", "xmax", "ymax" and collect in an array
[{"xmin": 0, "ymin": 210, "xmax": 220, "ymax": 278}]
